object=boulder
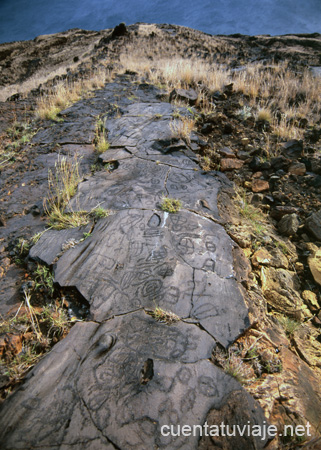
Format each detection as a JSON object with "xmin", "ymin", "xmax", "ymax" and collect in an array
[
  {"xmin": 111, "ymin": 22, "xmax": 128, "ymax": 38},
  {"xmin": 281, "ymin": 139, "xmax": 303, "ymax": 159},
  {"xmin": 251, "ymin": 179, "xmax": 269, "ymax": 193},
  {"xmin": 251, "ymin": 247, "xmax": 288, "ymax": 269},
  {"xmin": 306, "ymin": 209, "xmax": 321, "ymax": 241},
  {"xmin": 278, "ymin": 213, "xmax": 299, "ymax": 236},
  {"xmin": 169, "ymin": 88, "xmax": 198, "ymax": 105},
  {"xmin": 307, "ymin": 243, "xmax": 321, "ymax": 286},
  {"xmin": 220, "ymin": 158, "xmax": 243, "ymax": 171},
  {"xmin": 288, "ymin": 162, "xmax": 306, "ymax": 176},
  {"xmin": 218, "ymin": 146, "xmax": 236, "ymax": 158},
  {"xmin": 302, "ymin": 290, "xmax": 320, "ymax": 312},
  {"xmin": 260, "ymin": 267, "xmax": 310, "ymax": 318}
]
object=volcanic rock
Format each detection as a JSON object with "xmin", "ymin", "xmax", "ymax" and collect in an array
[
  {"xmin": 251, "ymin": 179, "xmax": 269, "ymax": 193},
  {"xmin": 281, "ymin": 139, "xmax": 304, "ymax": 159},
  {"xmin": 306, "ymin": 209, "xmax": 321, "ymax": 241},
  {"xmin": 220, "ymin": 158, "xmax": 244, "ymax": 171},
  {"xmin": 307, "ymin": 243, "xmax": 321, "ymax": 286},
  {"xmin": 277, "ymin": 213, "xmax": 300, "ymax": 236},
  {"xmin": 169, "ymin": 88, "xmax": 198, "ymax": 105}
]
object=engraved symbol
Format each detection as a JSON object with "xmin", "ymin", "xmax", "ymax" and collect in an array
[
  {"xmin": 147, "ymin": 213, "xmax": 161, "ymax": 228},
  {"xmin": 142, "ymin": 279, "xmax": 163, "ymax": 299},
  {"xmin": 198, "ymin": 375, "xmax": 219, "ymax": 397},
  {"xmin": 169, "ymin": 215, "xmax": 187, "ymax": 231},
  {"xmin": 206, "ymin": 241, "xmax": 216, "ymax": 252},
  {"xmin": 202, "ymin": 258, "xmax": 216, "ymax": 272},
  {"xmin": 192, "ymin": 303, "xmax": 222, "ymax": 320},
  {"xmin": 177, "ymin": 237, "xmax": 194, "ymax": 255},
  {"xmin": 147, "ymin": 246, "xmax": 168, "ymax": 261}
]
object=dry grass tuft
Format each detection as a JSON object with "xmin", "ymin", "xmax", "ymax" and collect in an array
[
  {"xmin": 35, "ymin": 70, "xmax": 109, "ymax": 120},
  {"xmin": 44, "ymin": 154, "xmax": 89, "ymax": 229},
  {"xmin": 170, "ymin": 116, "xmax": 195, "ymax": 143},
  {"xmin": 149, "ymin": 306, "xmax": 180, "ymax": 324}
]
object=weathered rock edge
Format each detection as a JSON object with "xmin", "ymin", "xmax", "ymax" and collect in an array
[{"xmin": 0, "ymin": 78, "xmax": 268, "ymax": 449}]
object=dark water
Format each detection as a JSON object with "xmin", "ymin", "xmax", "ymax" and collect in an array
[{"xmin": 0, "ymin": 0, "xmax": 320, "ymax": 44}]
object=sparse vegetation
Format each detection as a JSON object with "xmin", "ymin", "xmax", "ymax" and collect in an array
[
  {"xmin": 44, "ymin": 154, "xmax": 89, "ymax": 229},
  {"xmin": 213, "ymin": 347, "xmax": 254, "ymax": 385},
  {"xmin": 170, "ymin": 116, "xmax": 195, "ymax": 143},
  {"xmin": 95, "ymin": 117, "xmax": 110, "ymax": 153},
  {"xmin": 149, "ymin": 306, "xmax": 180, "ymax": 324},
  {"xmin": 35, "ymin": 70, "xmax": 109, "ymax": 121},
  {"xmin": 160, "ymin": 197, "xmax": 182, "ymax": 213},
  {"xmin": 278, "ymin": 315, "xmax": 301, "ymax": 336},
  {"xmin": 33, "ymin": 264, "xmax": 55, "ymax": 296},
  {"xmin": 237, "ymin": 189, "xmax": 267, "ymax": 237},
  {"xmin": 90, "ymin": 206, "xmax": 109, "ymax": 220},
  {"xmin": 257, "ymin": 107, "xmax": 272, "ymax": 123},
  {"xmin": 0, "ymin": 121, "xmax": 36, "ymax": 166}
]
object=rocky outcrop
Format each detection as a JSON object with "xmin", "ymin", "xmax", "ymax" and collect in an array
[{"xmin": 0, "ymin": 77, "xmax": 269, "ymax": 449}]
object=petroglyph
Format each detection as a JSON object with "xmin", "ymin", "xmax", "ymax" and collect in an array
[{"xmin": 0, "ymin": 78, "xmax": 268, "ymax": 449}]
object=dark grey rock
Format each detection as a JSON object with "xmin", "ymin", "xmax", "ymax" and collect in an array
[
  {"xmin": 0, "ymin": 314, "xmax": 267, "ymax": 450},
  {"xmin": 278, "ymin": 213, "xmax": 300, "ymax": 236},
  {"xmin": 29, "ymin": 225, "xmax": 92, "ymax": 265},
  {"xmin": 281, "ymin": 139, "xmax": 303, "ymax": 159},
  {"xmin": 306, "ymin": 209, "xmax": 321, "ymax": 241},
  {"xmin": 99, "ymin": 147, "xmax": 133, "ymax": 163},
  {"xmin": 169, "ymin": 88, "xmax": 198, "ymax": 105},
  {"xmin": 112, "ymin": 22, "xmax": 128, "ymax": 38},
  {"xmin": 32, "ymin": 119, "xmax": 96, "ymax": 144},
  {"xmin": 0, "ymin": 77, "xmax": 269, "ymax": 449}
]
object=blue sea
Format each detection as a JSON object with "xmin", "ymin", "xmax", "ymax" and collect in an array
[{"xmin": 0, "ymin": 0, "xmax": 320, "ymax": 44}]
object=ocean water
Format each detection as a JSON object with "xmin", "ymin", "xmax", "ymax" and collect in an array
[{"xmin": 0, "ymin": 0, "xmax": 320, "ymax": 44}]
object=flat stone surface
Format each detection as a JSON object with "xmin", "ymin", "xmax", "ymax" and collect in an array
[
  {"xmin": 29, "ymin": 224, "xmax": 92, "ymax": 266},
  {"xmin": 0, "ymin": 315, "xmax": 267, "ymax": 450},
  {"xmin": 0, "ymin": 77, "xmax": 268, "ymax": 449},
  {"xmin": 32, "ymin": 118, "xmax": 96, "ymax": 145},
  {"xmin": 99, "ymin": 147, "xmax": 133, "ymax": 163}
]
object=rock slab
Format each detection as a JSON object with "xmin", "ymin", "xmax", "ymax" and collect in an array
[{"xmin": 0, "ymin": 78, "xmax": 268, "ymax": 449}]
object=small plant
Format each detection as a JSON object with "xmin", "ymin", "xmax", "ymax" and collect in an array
[
  {"xmin": 201, "ymin": 156, "xmax": 211, "ymax": 171},
  {"xmin": 30, "ymin": 230, "xmax": 46, "ymax": 245},
  {"xmin": 15, "ymin": 238, "xmax": 30, "ymax": 257},
  {"xmin": 44, "ymin": 154, "xmax": 89, "ymax": 230},
  {"xmin": 213, "ymin": 347, "xmax": 254, "ymax": 385},
  {"xmin": 0, "ymin": 121, "xmax": 36, "ymax": 166},
  {"xmin": 90, "ymin": 163, "xmax": 101, "ymax": 173},
  {"xmin": 91, "ymin": 206, "xmax": 109, "ymax": 219},
  {"xmin": 95, "ymin": 117, "xmax": 110, "ymax": 153},
  {"xmin": 5, "ymin": 345, "xmax": 42, "ymax": 382},
  {"xmin": 257, "ymin": 107, "xmax": 272, "ymax": 123},
  {"xmin": 33, "ymin": 265, "xmax": 55, "ymax": 296},
  {"xmin": 236, "ymin": 106, "xmax": 252, "ymax": 121},
  {"xmin": 170, "ymin": 116, "xmax": 195, "ymax": 143},
  {"xmin": 160, "ymin": 197, "xmax": 182, "ymax": 213},
  {"xmin": 149, "ymin": 306, "xmax": 180, "ymax": 324},
  {"xmin": 42, "ymin": 305, "xmax": 70, "ymax": 340},
  {"xmin": 278, "ymin": 315, "xmax": 301, "ymax": 337},
  {"xmin": 96, "ymin": 134, "xmax": 110, "ymax": 153},
  {"xmin": 104, "ymin": 163, "xmax": 114, "ymax": 171}
]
